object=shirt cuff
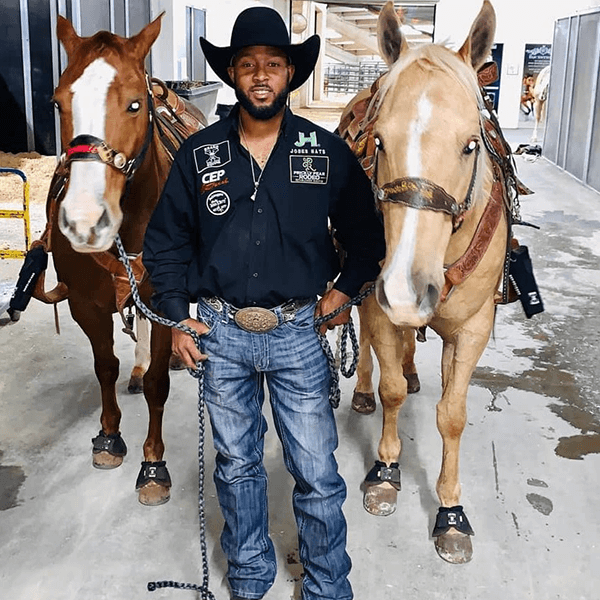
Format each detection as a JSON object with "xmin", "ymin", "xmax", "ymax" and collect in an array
[{"xmin": 158, "ymin": 297, "xmax": 191, "ymax": 324}]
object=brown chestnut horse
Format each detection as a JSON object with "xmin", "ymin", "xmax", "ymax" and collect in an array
[
  {"xmin": 340, "ymin": 0, "xmax": 513, "ymax": 563},
  {"xmin": 43, "ymin": 15, "xmax": 203, "ymax": 505}
]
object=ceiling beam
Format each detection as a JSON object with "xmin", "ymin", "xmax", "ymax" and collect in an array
[
  {"xmin": 325, "ymin": 41, "xmax": 361, "ymax": 64},
  {"xmin": 327, "ymin": 11, "xmax": 380, "ymax": 55}
]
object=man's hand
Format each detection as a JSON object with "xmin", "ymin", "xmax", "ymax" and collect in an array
[
  {"xmin": 172, "ymin": 318, "xmax": 210, "ymax": 369},
  {"xmin": 315, "ymin": 288, "xmax": 352, "ymax": 335}
]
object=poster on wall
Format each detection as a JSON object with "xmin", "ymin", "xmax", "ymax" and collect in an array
[
  {"xmin": 482, "ymin": 43, "xmax": 503, "ymax": 112},
  {"xmin": 521, "ymin": 44, "xmax": 551, "ymax": 118},
  {"xmin": 523, "ymin": 44, "xmax": 552, "ymax": 77}
]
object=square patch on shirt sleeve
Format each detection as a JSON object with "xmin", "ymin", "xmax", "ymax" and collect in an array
[{"xmin": 289, "ymin": 155, "xmax": 329, "ymax": 184}]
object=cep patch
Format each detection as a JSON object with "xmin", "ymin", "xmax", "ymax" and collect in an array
[{"xmin": 289, "ymin": 156, "xmax": 329, "ymax": 185}]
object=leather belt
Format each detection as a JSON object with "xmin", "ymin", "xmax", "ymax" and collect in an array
[{"xmin": 202, "ymin": 297, "xmax": 312, "ymax": 333}]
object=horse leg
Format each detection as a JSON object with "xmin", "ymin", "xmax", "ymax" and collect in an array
[
  {"xmin": 361, "ymin": 296, "xmax": 409, "ymax": 516},
  {"xmin": 433, "ymin": 300, "xmax": 495, "ymax": 563},
  {"xmin": 351, "ymin": 302, "xmax": 376, "ymax": 414},
  {"xmin": 531, "ymin": 99, "xmax": 541, "ymax": 143},
  {"xmin": 127, "ymin": 311, "xmax": 150, "ymax": 394},
  {"xmin": 402, "ymin": 328, "xmax": 420, "ymax": 393},
  {"xmin": 136, "ymin": 321, "xmax": 172, "ymax": 506},
  {"xmin": 69, "ymin": 297, "xmax": 126, "ymax": 469}
]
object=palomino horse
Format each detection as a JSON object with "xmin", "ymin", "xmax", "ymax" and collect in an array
[
  {"xmin": 339, "ymin": 0, "xmax": 512, "ymax": 563},
  {"xmin": 531, "ymin": 65, "xmax": 550, "ymax": 143},
  {"xmin": 42, "ymin": 15, "xmax": 203, "ymax": 505}
]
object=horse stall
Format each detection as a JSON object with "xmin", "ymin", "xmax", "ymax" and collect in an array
[
  {"xmin": 1, "ymin": 1, "xmax": 600, "ymax": 599},
  {"xmin": 542, "ymin": 6, "xmax": 600, "ymax": 194}
]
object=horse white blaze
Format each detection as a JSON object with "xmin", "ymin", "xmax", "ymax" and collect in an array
[
  {"xmin": 60, "ymin": 58, "xmax": 117, "ymax": 250},
  {"xmin": 380, "ymin": 93, "xmax": 435, "ymax": 324}
]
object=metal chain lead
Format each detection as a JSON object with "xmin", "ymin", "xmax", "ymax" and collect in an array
[
  {"xmin": 115, "ymin": 235, "xmax": 214, "ymax": 599},
  {"xmin": 115, "ymin": 234, "xmax": 373, "ymax": 594},
  {"xmin": 314, "ymin": 283, "xmax": 375, "ymax": 408}
]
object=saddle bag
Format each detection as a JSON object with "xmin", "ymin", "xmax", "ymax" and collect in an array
[{"xmin": 509, "ymin": 244, "xmax": 544, "ymax": 318}]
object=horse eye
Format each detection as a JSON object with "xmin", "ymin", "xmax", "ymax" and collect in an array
[
  {"xmin": 374, "ymin": 136, "xmax": 384, "ymax": 152},
  {"xmin": 128, "ymin": 100, "xmax": 141, "ymax": 113},
  {"xmin": 53, "ymin": 100, "xmax": 61, "ymax": 112},
  {"xmin": 463, "ymin": 139, "xmax": 478, "ymax": 155}
]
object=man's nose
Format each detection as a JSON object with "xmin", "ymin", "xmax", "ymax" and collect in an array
[{"xmin": 253, "ymin": 64, "xmax": 268, "ymax": 81}]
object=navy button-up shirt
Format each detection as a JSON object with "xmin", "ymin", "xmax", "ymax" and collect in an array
[{"xmin": 143, "ymin": 105, "xmax": 385, "ymax": 323}]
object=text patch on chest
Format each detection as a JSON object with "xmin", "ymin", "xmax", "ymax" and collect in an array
[{"xmin": 289, "ymin": 155, "xmax": 329, "ymax": 185}]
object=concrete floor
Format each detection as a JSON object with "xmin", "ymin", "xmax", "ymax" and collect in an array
[{"xmin": 1, "ymin": 122, "xmax": 599, "ymax": 600}]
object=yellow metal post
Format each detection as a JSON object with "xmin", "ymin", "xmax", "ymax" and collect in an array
[{"xmin": 0, "ymin": 167, "xmax": 31, "ymax": 259}]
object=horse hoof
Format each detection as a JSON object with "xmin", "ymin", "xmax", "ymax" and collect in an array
[
  {"xmin": 404, "ymin": 373, "xmax": 420, "ymax": 394},
  {"xmin": 352, "ymin": 391, "xmax": 376, "ymax": 414},
  {"xmin": 434, "ymin": 530, "xmax": 473, "ymax": 564},
  {"xmin": 92, "ymin": 452, "xmax": 124, "ymax": 469},
  {"xmin": 363, "ymin": 482, "xmax": 397, "ymax": 516},
  {"xmin": 138, "ymin": 481, "xmax": 171, "ymax": 506},
  {"xmin": 169, "ymin": 353, "xmax": 186, "ymax": 371},
  {"xmin": 127, "ymin": 375, "xmax": 143, "ymax": 394},
  {"xmin": 91, "ymin": 431, "xmax": 127, "ymax": 469}
]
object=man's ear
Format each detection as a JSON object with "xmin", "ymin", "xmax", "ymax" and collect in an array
[
  {"xmin": 227, "ymin": 66, "xmax": 235, "ymax": 84},
  {"xmin": 287, "ymin": 64, "xmax": 295, "ymax": 83}
]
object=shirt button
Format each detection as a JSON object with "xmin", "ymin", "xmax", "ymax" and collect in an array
[
  {"xmin": 255, "ymin": 240, "xmax": 261, "ymax": 246},
  {"xmin": 253, "ymin": 272, "xmax": 259, "ymax": 278},
  {"xmin": 257, "ymin": 208, "xmax": 263, "ymax": 213}
]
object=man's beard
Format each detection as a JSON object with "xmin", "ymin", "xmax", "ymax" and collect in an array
[{"xmin": 235, "ymin": 84, "xmax": 290, "ymax": 120}]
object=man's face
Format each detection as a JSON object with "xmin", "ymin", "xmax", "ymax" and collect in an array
[{"xmin": 228, "ymin": 46, "xmax": 295, "ymax": 120}]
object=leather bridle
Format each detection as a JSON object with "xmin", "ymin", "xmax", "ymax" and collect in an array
[
  {"xmin": 371, "ymin": 135, "xmax": 482, "ymax": 232},
  {"xmin": 59, "ymin": 76, "xmax": 155, "ymax": 185}
]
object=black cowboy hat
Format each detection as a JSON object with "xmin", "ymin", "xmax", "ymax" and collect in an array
[{"xmin": 199, "ymin": 7, "xmax": 320, "ymax": 91}]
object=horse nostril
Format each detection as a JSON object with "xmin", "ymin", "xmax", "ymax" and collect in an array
[
  {"xmin": 426, "ymin": 284, "xmax": 439, "ymax": 309},
  {"xmin": 376, "ymin": 279, "xmax": 390, "ymax": 310},
  {"xmin": 419, "ymin": 283, "xmax": 439, "ymax": 313},
  {"xmin": 96, "ymin": 207, "xmax": 111, "ymax": 231},
  {"xmin": 59, "ymin": 206, "xmax": 71, "ymax": 233}
]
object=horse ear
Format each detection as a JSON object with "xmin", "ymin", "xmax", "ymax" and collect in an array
[
  {"xmin": 377, "ymin": 1, "xmax": 408, "ymax": 66},
  {"xmin": 127, "ymin": 12, "xmax": 163, "ymax": 62},
  {"xmin": 457, "ymin": 0, "xmax": 496, "ymax": 71},
  {"xmin": 57, "ymin": 15, "xmax": 80, "ymax": 59}
]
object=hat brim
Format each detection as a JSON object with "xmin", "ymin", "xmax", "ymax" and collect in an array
[{"xmin": 199, "ymin": 35, "xmax": 320, "ymax": 91}]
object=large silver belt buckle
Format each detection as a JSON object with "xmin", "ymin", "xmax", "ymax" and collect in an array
[{"xmin": 234, "ymin": 307, "xmax": 278, "ymax": 333}]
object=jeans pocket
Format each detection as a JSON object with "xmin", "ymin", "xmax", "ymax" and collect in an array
[
  {"xmin": 283, "ymin": 302, "xmax": 317, "ymax": 333},
  {"xmin": 196, "ymin": 304, "xmax": 219, "ymax": 339}
]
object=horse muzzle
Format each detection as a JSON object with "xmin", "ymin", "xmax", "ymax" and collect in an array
[{"xmin": 58, "ymin": 198, "xmax": 118, "ymax": 252}]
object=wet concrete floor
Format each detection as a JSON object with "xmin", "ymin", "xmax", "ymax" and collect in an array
[{"xmin": 0, "ymin": 125, "xmax": 599, "ymax": 599}]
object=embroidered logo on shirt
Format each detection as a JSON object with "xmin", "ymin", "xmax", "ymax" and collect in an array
[
  {"xmin": 200, "ymin": 169, "xmax": 228, "ymax": 194},
  {"xmin": 206, "ymin": 190, "xmax": 231, "ymax": 215},
  {"xmin": 294, "ymin": 131, "xmax": 319, "ymax": 148},
  {"xmin": 289, "ymin": 156, "xmax": 329, "ymax": 184},
  {"xmin": 194, "ymin": 141, "xmax": 231, "ymax": 173}
]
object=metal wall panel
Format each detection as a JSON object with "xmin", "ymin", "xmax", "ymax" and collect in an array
[
  {"xmin": 544, "ymin": 8, "xmax": 600, "ymax": 194},
  {"xmin": 564, "ymin": 13, "xmax": 599, "ymax": 181},
  {"xmin": 0, "ymin": 0, "xmax": 28, "ymax": 152},
  {"xmin": 544, "ymin": 18, "xmax": 568, "ymax": 164}
]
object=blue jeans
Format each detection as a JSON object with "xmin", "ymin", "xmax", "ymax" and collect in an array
[{"xmin": 197, "ymin": 298, "xmax": 352, "ymax": 600}]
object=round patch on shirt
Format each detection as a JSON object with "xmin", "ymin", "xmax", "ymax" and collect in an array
[{"xmin": 206, "ymin": 190, "xmax": 230, "ymax": 216}]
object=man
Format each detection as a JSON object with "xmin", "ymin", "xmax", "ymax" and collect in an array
[{"xmin": 143, "ymin": 7, "xmax": 385, "ymax": 600}]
